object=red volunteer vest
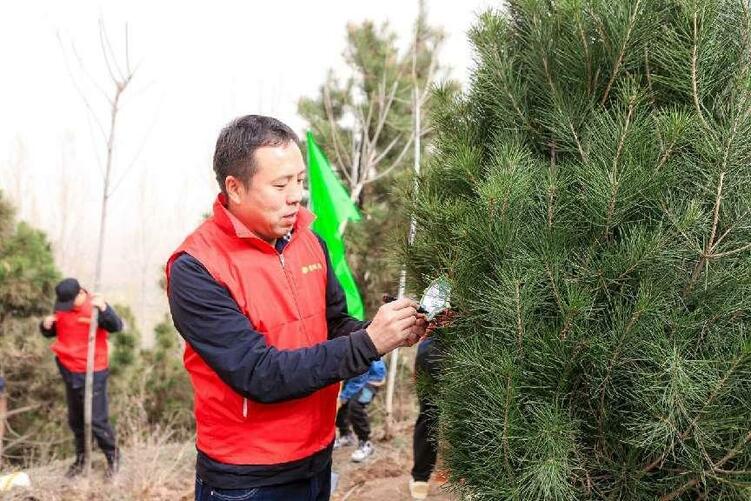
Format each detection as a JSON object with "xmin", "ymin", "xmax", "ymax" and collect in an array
[
  {"xmin": 166, "ymin": 196, "xmax": 338, "ymax": 465},
  {"xmin": 51, "ymin": 298, "xmax": 109, "ymax": 372}
]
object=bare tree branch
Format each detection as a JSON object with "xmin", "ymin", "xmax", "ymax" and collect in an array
[
  {"xmin": 125, "ymin": 23, "xmax": 131, "ymax": 74},
  {"xmin": 366, "ymin": 133, "xmax": 414, "ymax": 185},
  {"xmin": 109, "ymin": 96, "xmax": 161, "ymax": 197},
  {"xmin": 99, "ymin": 17, "xmax": 125, "ymax": 82},
  {"xmin": 367, "ymin": 76, "xmax": 401, "ymax": 163},
  {"xmin": 57, "ymin": 32, "xmax": 108, "ymax": 140},
  {"xmin": 68, "ymin": 39, "xmax": 112, "ymax": 106},
  {"xmin": 98, "ymin": 19, "xmax": 120, "ymax": 83},
  {"xmin": 323, "ymin": 81, "xmax": 351, "ymax": 173},
  {"xmin": 369, "ymin": 134, "xmax": 401, "ymax": 168}
]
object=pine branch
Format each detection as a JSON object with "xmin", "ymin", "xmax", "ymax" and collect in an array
[
  {"xmin": 604, "ymin": 96, "xmax": 636, "ymax": 239},
  {"xmin": 542, "ymin": 55, "xmax": 587, "ymax": 161},
  {"xmin": 684, "ymin": 171, "xmax": 724, "ymax": 297},
  {"xmin": 655, "ymin": 136, "xmax": 678, "ymax": 172},
  {"xmin": 489, "ymin": 49, "xmax": 535, "ymax": 133},
  {"xmin": 691, "ymin": 9, "xmax": 710, "ymax": 130},
  {"xmin": 682, "ymin": 352, "xmax": 747, "ymax": 441},
  {"xmin": 502, "ymin": 374, "xmax": 514, "ymax": 478},
  {"xmin": 645, "ymin": 47, "xmax": 655, "ymax": 106},
  {"xmin": 514, "ymin": 281, "xmax": 524, "ymax": 351},
  {"xmin": 575, "ymin": 10, "xmax": 593, "ymax": 96},
  {"xmin": 600, "ymin": 0, "xmax": 642, "ymax": 105},
  {"xmin": 659, "ymin": 430, "xmax": 751, "ymax": 501},
  {"xmin": 597, "ymin": 308, "xmax": 643, "ymax": 449},
  {"xmin": 547, "ymin": 142, "xmax": 557, "ymax": 229},
  {"xmin": 645, "ymin": 347, "xmax": 748, "ymax": 475},
  {"xmin": 711, "ymin": 208, "xmax": 751, "ymax": 250},
  {"xmin": 545, "ymin": 263, "xmax": 564, "ymax": 315}
]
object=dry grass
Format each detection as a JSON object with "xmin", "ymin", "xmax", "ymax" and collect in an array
[{"xmin": 4, "ymin": 430, "xmax": 195, "ymax": 501}]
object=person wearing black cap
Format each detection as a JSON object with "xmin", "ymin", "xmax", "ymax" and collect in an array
[{"xmin": 39, "ymin": 278, "xmax": 123, "ymax": 478}]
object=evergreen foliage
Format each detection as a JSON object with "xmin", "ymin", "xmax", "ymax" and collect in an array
[
  {"xmin": 0, "ymin": 190, "xmax": 65, "ymax": 465},
  {"xmin": 137, "ymin": 315, "xmax": 193, "ymax": 436},
  {"xmin": 109, "ymin": 303, "xmax": 139, "ymax": 375},
  {"xmin": 404, "ymin": 1, "xmax": 751, "ymax": 498},
  {"xmin": 0, "ymin": 191, "xmax": 59, "ymax": 325}
]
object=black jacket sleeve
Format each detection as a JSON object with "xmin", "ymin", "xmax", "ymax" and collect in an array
[
  {"xmin": 98, "ymin": 305, "xmax": 123, "ymax": 333},
  {"xmin": 168, "ymin": 254, "xmax": 379, "ymax": 404},
  {"xmin": 39, "ymin": 321, "xmax": 56, "ymax": 338},
  {"xmin": 315, "ymin": 235, "xmax": 370, "ymax": 339}
]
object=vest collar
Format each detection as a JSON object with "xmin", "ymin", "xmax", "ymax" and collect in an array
[{"xmin": 211, "ymin": 194, "xmax": 316, "ymax": 247}]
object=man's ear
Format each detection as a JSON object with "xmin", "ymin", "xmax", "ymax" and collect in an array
[{"xmin": 225, "ymin": 176, "xmax": 243, "ymax": 204}]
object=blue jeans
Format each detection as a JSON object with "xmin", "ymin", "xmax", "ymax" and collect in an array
[{"xmin": 194, "ymin": 463, "xmax": 331, "ymax": 501}]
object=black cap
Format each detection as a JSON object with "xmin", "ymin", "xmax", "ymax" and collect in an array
[{"xmin": 54, "ymin": 278, "xmax": 81, "ymax": 311}]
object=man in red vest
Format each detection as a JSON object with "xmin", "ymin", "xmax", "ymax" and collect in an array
[
  {"xmin": 40, "ymin": 278, "xmax": 123, "ymax": 478},
  {"xmin": 167, "ymin": 115, "xmax": 427, "ymax": 500}
]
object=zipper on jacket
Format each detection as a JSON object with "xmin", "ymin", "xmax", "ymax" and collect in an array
[
  {"xmin": 279, "ymin": 251, "xmax": 305, "ymax": 322},
  {"xmin": 276, "ymin": 236, "xmax": 310, "ymax": 340},
  {"xmin": 242, "ymin": 397, "xmax": 248, "ymax": 418}
]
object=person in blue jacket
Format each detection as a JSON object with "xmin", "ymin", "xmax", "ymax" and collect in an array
[{"xmin": 334, "ymin": 359, "xmax": 386, "ymax": 462}]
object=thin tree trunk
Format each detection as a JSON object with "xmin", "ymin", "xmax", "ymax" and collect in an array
[
  {"xmin": 84, "ymin": 87, "xmax": 121, "ymax": 477},
  {"xmin": 384, "ymin": 25, "xmax": 423, "ymax": 436}
]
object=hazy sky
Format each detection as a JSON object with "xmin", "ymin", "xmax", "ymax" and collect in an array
[{"xmin": 0, "ymin": 0, "xmax": 496, "ymax": 343}]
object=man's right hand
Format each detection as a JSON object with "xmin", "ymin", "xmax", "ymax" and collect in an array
[
  {"xmin": 365, "ymin": 297, "xmax": 419, "ymax": 355},
  {"xmin": 42, "ymin": 315, "xmax": 56, "ymax": 330}
]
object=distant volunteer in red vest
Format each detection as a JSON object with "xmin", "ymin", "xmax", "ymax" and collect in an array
[
  {"xmin": 39, "ymin": 277, "xmax": 123, "ymax": 478},
  {"xmin": 167, "ymin": 115, "xmax": 427, "ymax": 501}
]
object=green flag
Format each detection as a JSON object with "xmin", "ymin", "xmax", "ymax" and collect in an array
[{"xmin": 306, "ymin": 131, "xmax": 365, "ymax": 320}]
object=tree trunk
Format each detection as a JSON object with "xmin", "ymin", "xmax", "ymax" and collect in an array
[{"xmin": 84, "ymin": 87, "xmax": 120, "ymax": 477}]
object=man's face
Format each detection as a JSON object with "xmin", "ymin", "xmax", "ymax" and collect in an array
[
  {"xmin": 74, "ymin": 289, "xmax": 87, "ymax": 308},
  {"xmin": 226, "ymin": 141, "xmax": 306, "ymax": 244}
]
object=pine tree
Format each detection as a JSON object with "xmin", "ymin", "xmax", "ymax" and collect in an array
[
  {"xmin": 0, "ymin": 190, "xmax": 66, "ymax": 464},
  {"xmin": 404, "ymin": 1, "xmax": 751, "ymax": 499},
  {"xmin": 138, "ymin": 315, "xmax": 193, "ymax": 437},
  {"xmin": 0, "ymin": 192, "xmax": 59, "ymax": 327},
  {"xmin": 109, "ymin": 303, "xmax": 139, "ymax": 375}
]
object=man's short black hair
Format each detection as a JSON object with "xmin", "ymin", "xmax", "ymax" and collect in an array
[{"xmin": 213, "ymin": 115, "xmax": 301, "ymax": 195}]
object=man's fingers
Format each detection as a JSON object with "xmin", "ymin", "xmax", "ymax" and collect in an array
[
  {"xmin": 392, "ymin": 306, "xmax": 417, "ymax": 321},
  {"xmin": 395, "ymin": 315, "xmax": 417, "ymax": 331},
  {"xmin": 387, "ymin": 297, "xmax": 419, "ymax": 311},
  {"xmin": 402, "ymin": 332, "xmax": 420, "ymax": 347}
]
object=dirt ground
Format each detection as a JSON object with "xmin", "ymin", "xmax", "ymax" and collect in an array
[{"xmin": 330, "ymin": 420, "xmax": 455, "ymax": 501}]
